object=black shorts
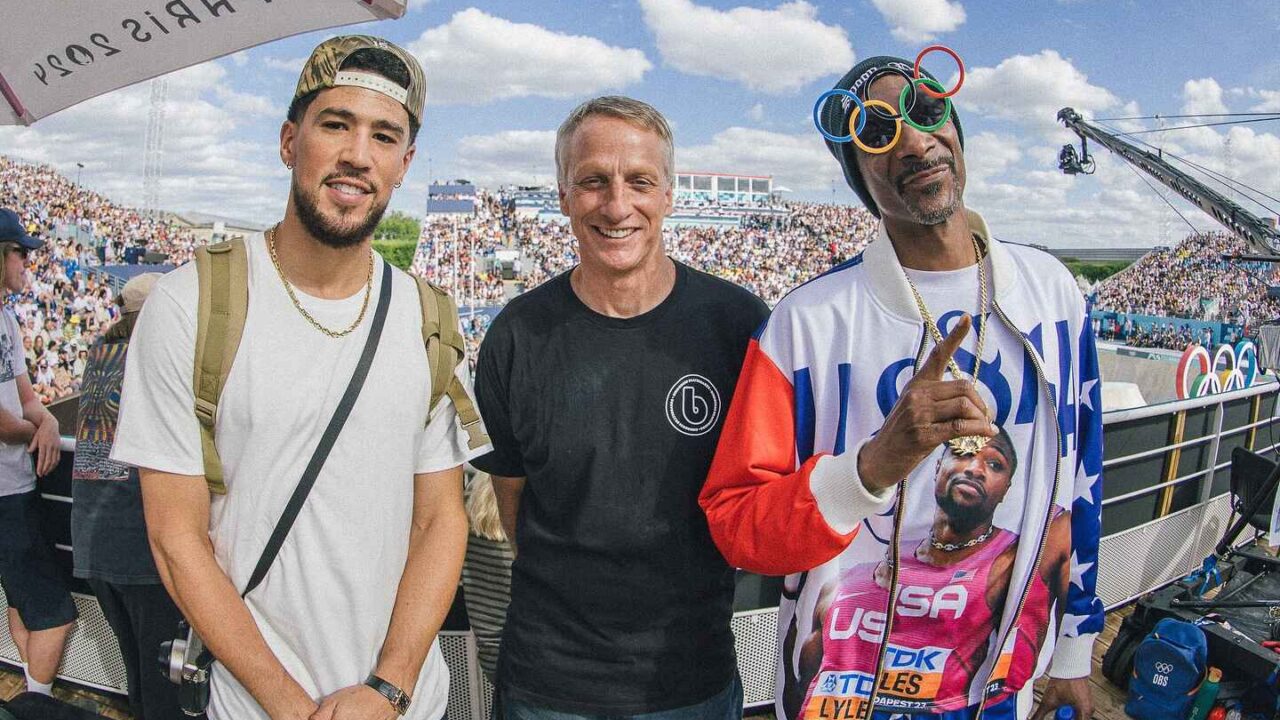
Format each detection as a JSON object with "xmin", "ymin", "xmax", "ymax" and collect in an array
[{"xmin": 0, "ymin": 490, "xmax": 77, "ymax": 631}]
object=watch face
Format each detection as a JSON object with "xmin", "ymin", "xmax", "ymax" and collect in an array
[{"xmin": 392, "ymin": 693, "xmax": 410, "ymax": 714}]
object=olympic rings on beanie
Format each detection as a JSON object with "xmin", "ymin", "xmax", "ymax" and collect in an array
[
  {"xmin": 813, "ymin": 89, "xmax": 867, "ymax": 143},
  {"xmin": 813, "ymin": 44, "xmax": 964, "ymax": 153},
  {"xmin": 900, "ymin": 78, "xmax": 952, "ymax": 133},
  {"xmin": 914, "ymin": 45, "xmax": 964, "ymax": 98},
  {"xmin": 848, "ymin": 101, "xmax": 900, "ymax": 155}
]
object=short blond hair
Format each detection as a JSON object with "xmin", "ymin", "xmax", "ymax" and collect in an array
[
  {"xmin": 465, "ymin": 472, "xmax": 507, "ymax": 542},
  {"xmin": 554, "ymin": 95, "xmax": 675, "ymax": 186}
]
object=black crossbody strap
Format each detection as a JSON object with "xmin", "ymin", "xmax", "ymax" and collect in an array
[{"xmin": 242, "ymin": 261, "xmax": 394, "ymax": 599}]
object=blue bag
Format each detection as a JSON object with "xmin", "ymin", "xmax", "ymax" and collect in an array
[{"xmin": 1125, "ymin": 618, "xmax": 1208, "ymax": 720}]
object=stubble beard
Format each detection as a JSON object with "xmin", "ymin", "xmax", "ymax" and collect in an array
[
  {"xmin": 292, "ymin": 177, "xmax": 389, "ymax": 249},
  {"xmin": 936, "ymin": 478, "xmax": 992, "ymax": 534},
  {"xmin": 898, "ymin": 158, "xmax": 961, "ymax": 226}
]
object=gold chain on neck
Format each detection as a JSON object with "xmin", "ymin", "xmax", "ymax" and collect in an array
[
  {"xmin": 903, "ymin": 236, "xmax": 990, "ymax": 455},
  {"xmin": 930, "ymin": 523, "xmax": 995, "ymax": 551},
  {"xmin": 266, "ymin": 224, "xmax": 374, "ymax": 338}
]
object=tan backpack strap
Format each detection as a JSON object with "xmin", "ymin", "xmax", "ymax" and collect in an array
[
  {"xmin": 193, "ymin": 238, "xmax": 249, "ymax": 494},
  {"xmin": 414, "ymin": 276, "xmax": 488, "ymax": 450}
]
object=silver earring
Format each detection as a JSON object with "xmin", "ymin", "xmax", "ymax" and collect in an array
[
  {"xmin": 285, "ymin": 163, "xmax": 293, "ymax": 170},
  {"xmin": 395, "ymin": 182, "xmax": 402, "ymax": 188}
]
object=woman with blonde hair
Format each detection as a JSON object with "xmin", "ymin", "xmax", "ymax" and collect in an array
[{"xmin": 461, "ymin": 471, "xmax": 514, "ymax": 718}]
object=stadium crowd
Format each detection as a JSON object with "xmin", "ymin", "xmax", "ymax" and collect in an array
[
  {"xmin": 421, "ymin": 194, "xmax": 879, "ymax": 307},
  {"xmin": 1093, "ymin": 232, "xmax": 1280, "ymax": 327},
  {"xmin": 1095, "ymin": 317, "xmax": 1213, "ymax": 351},
  {"xmin": 1, "ymin": 157, "xmax": 186, "ymax": 402},
  {"xmin": 5, "ymin": 154, "xmax": 1278, "ymax": 398}
]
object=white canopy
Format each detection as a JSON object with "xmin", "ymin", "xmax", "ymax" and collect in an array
[{"xmin": 1, "ymin": 0, "xmax": 406, "ymax": 125}]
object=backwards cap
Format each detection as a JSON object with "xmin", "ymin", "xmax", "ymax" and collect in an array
[
  {"xmin": 294, "ymin": 35, "xmax": 426, "ymax": 129},
  {"xmin": 818, "ymin": 55, "xmax": 965, "ymax": 217}
]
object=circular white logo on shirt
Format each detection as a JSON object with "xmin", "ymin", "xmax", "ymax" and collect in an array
[{"xmin": 665, "ymin": 374, "xmax": 721, "ymax": 436}]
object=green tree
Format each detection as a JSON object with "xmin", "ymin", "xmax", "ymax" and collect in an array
[
  {"xmin": 375, "ymin": 211, "xmax": 421, "ymax": 244},
  {"xmin": 373, "ymin": 241, "xmax": 417, "ymax": 271},
  {"xmin": 1064, "ymin": 260, "xmax": 1131, "ymax": 283}
]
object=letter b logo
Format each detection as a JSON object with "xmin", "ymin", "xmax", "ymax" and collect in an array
[{"xmin": 666, "ymin": 374, "xmax": 721, "ymax": 436}]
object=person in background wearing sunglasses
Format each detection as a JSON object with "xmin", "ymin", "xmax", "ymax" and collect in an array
[
  {"xmin": 0, "ymin": 208, "xmax": 72, "ymax": 699},
  {"xmin": 699, "ymin": 54, "xmax": 1104, "ymax": 720}
]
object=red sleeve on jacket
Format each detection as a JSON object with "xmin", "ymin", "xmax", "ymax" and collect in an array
[{"xmin": 699, "ymin": 339, "xmax": 857, "ymax": 576}]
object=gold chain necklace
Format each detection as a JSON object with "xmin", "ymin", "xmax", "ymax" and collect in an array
[
  {"xmin": 903, "ymin": 236, "xmax": 990, "ymax": 455},
  {"xmin": 266, "ymin": 224, "xmax": 374, "ymax": 338}
]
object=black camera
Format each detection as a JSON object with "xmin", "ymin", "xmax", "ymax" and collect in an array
[{"xmin": 158, "ymin": 619, "xmax": 214, "ymax": 716}]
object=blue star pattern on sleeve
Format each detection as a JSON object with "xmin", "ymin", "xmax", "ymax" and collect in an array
[{"xmin": 1066, "ymin": 309, "xmax": 1106, "ymax": 636}]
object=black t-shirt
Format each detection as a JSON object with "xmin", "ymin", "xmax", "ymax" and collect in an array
[{"xmin": 472, "ymin": 261, "xmax": 768, "ymax": 714}]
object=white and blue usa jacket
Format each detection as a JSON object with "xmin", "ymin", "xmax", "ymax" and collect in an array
[{"xmin": 701, "ymin": 210, "xmax": 1105, "ymax": 702}]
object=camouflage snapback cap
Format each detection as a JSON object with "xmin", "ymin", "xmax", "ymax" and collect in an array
[{"xmin": 293, "ymin": 35, "xmax": 426, "ymax": 128}]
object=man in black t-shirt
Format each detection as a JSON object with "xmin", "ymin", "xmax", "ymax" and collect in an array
[{"xmin": 473, "ymin": 96, "xmax": 768, "ymax": 719}]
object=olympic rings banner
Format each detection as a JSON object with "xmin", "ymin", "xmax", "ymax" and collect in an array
[
  {"xmin": 1175, "ymin": 341, "xmax": 1259, "ymax": 399},
  {"xmin": 813, "ymin": 44, "xmax": 963, "ymax": 153}
]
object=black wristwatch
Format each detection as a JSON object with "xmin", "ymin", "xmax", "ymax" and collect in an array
[{"xmin": 364, "ymin": 673, "xmax": 411, "ymax": 716}]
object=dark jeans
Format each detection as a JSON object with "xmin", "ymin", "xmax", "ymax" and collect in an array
[
  {"xmin": 502, "ymin": 674, "xmax": 743, "ymax": 720},
  {"xmin": 87, "ymin": 579, "xmax": 196, "ymax": 720}
]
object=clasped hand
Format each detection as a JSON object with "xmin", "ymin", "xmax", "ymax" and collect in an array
[{"xmin": 308, "ymin": 684, "xmax": 398, "ymax": 720}]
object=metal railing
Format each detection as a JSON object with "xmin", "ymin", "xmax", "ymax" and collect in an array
[{"xmin": 1096, "ymin": 380, "xmax": 1280, "ymax": 608}]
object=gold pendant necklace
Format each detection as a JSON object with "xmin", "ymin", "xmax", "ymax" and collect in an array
[
  {"xmin": 267, "ymin": 224, "xmax": 374, "ymax": 338},
  {"xmin": 903, "ymin": 236, "xmax": 990, "ymax": 455}
]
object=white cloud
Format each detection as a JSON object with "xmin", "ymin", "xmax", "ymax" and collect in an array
[
  {"xmin": 409, "ymin": 9, "xmax": 651, "ymax": 105},
  {"xmin": 454, "ymin": 130, "xmax": 558, "ymax": 187},
  {"xmin": 454, "ymin": 125, "xmax": 846, "ymax": 194},
  {"xmin": 263, "ymin": 56, "xmax": 307, "ymax": 74},
  {"xmin": 869, "ymin": 0, "xmax": 966, "ymax": 43},
  {"xmin": 408, "ymin": 0, "xmax": 432, "ymax": 9},
  {"xmin": 1248, "ymin": 89, "xmax": 1280, "ymax": 112},
  {"xmin": 213, "ymin": 87, "xmax": 280, "ymax": 118},
  {"xmin": 638, "ymin": 0, "xmax": 853, "ymax": 94},
  {"xmin": 1182, "ymin": 78, "xmax": 1228, "ymax": 116},
  {"xmin": 678, "ymin": 127, "xmax": 843, "ymax": 191},
  {"xmin": 963, "ymin": 132, "xmax": 1022, "ymax": 183},
  {"xmin": 747, "ymin": 103, "xmax": 765, "ymax": 122},
  {"xmin": 959, "ymin": 50, "xmax": 1119, "ymax": 131},
  {"xmin": 0, "ymin": 61, "xmax": 287, "ymax": 223},
  {"xmin": 1230, "ymin": 87, "xmax": 1280, "ymax": 113}
]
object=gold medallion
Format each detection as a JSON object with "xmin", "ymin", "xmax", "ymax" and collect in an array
[{"xmin": 947, "ymin": 434, "xmax": 989, "ymax": 456}]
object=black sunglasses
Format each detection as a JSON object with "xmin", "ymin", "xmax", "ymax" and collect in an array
[{"xmin": 856, "ymin": 85, "xmax": 951, "ymax": 150}]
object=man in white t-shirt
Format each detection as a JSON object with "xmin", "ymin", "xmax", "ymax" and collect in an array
[
  {"xmin": 112, "ymin": 36, "xmax": 489, "ymax": 720},
  {"xmin": 0, "ymin": 208, "xmax": 71, "ymax": 698}
]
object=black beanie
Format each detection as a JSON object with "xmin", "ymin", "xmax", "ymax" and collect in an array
[{"xmin": 818, "ymin": 55, "xmax": 965, "ymax": 218}]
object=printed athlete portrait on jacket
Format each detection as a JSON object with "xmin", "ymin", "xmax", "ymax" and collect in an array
[{"xmin": 782, "ymin": 425, "xmax": 1073, "ymax": 718}]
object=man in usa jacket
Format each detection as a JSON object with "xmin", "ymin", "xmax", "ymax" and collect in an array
[{"xmin": 699, "ymin": 55, "xmax": 1104, "ymax": 720}]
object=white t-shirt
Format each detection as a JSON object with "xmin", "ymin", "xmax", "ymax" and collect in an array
[
  {"xmin": 899, "ymin": 257, "xmax": 1038, "ymax": 543},
  {"xmin": 0, "ymin": 307, "xmax": 34, "ymax": 497},
  {"xmin": 111, "ymin": 233, "xmax": 490, "ymax": 720}
]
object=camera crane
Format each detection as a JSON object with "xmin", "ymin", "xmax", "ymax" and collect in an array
[{"xmin": 1056, "ymin": 107, "xmax": 1280, "ymax": 258}]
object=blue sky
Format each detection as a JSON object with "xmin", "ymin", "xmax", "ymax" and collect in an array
[{"xmin": 3, "ymin": 0, "xmax": 1278, "ymax": 249}]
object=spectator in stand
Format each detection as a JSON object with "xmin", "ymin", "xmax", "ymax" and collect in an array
[
  {"xmin": 0, "ymin": 208, "xmax": 72, "ymax": 698},
  {"xmin": 1093, "ymin": 231, "xmax": 1278, "ymax": 350},
  {"xmin": 2, "ymin": 156, "xmax": 207, "ymax": 398},
  {"xmin": 71, "ymin": 272, "xmax": 189, "ymax": 720}
]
